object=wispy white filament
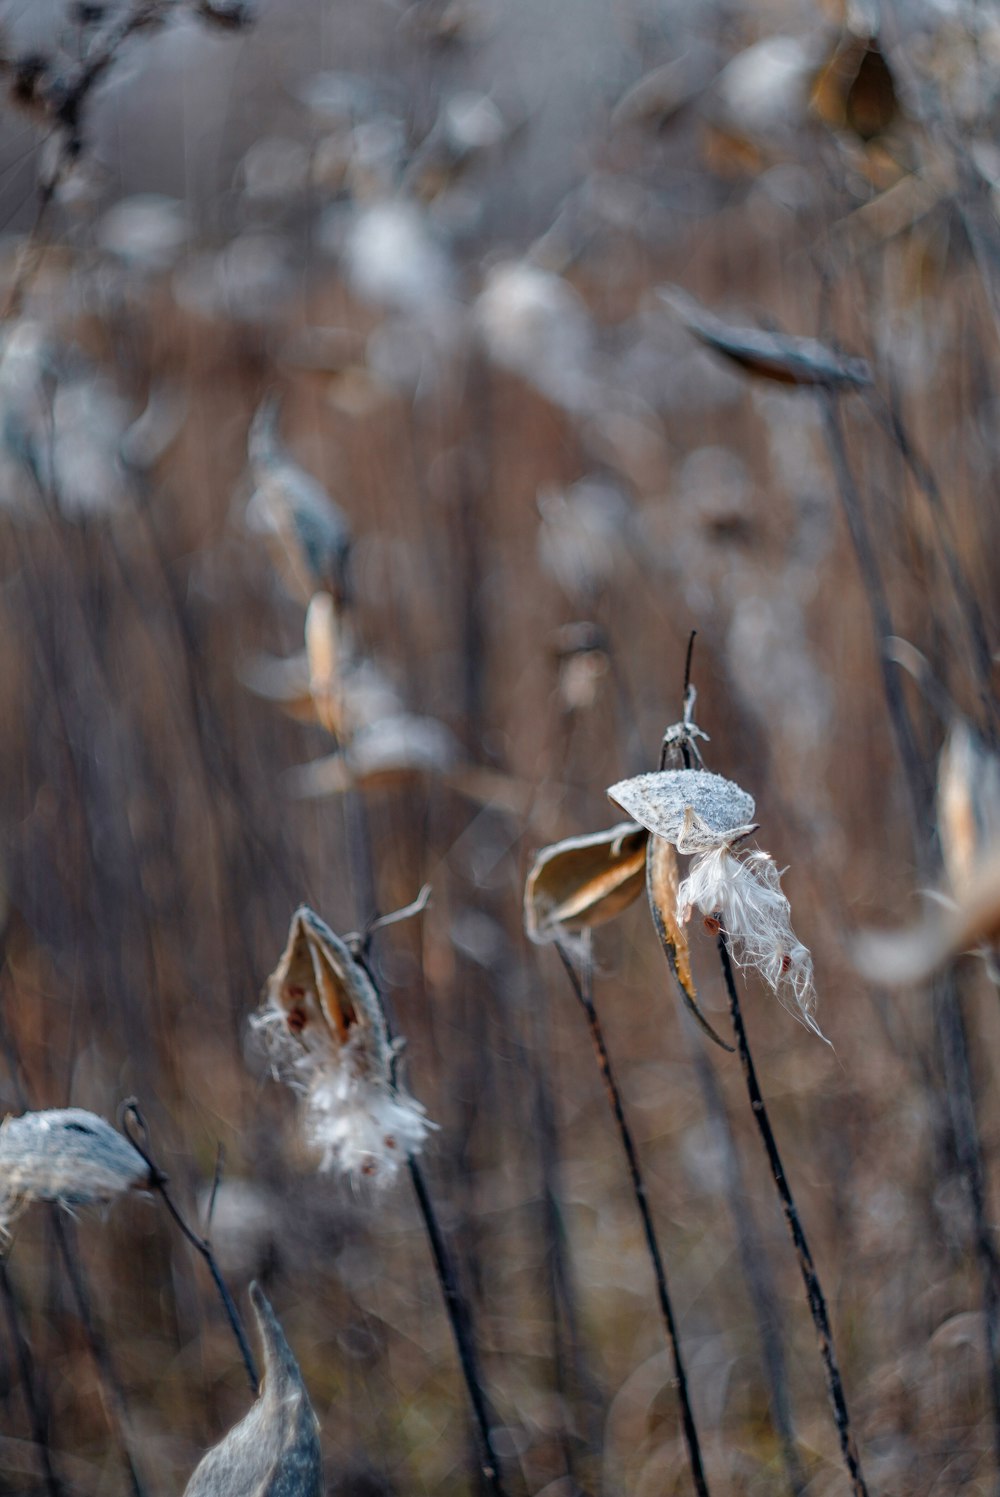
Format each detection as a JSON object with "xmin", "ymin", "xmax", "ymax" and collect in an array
[{"xmin": 677, "ymin": 846, "xmax": 825, "ymax": 1039}]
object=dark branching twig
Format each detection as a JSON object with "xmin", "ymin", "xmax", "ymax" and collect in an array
[
  {"xmin": 716, "ymin": 936, "xmax": 868, "ymax": 1497},
  {"xmin": 119, "ymin": 1100, "xmax": 259, "ymax": 1395},
  {"xmin": 553, "ymin": 936, "xmax": 711, "ymax": 1497},
  {"xmin": 361, "ymin": 948, "xmax": 506, "ymax": 1497}
]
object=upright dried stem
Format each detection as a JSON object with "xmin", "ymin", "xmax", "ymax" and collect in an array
[
  {"xmin": 120, "ymin": 1102, "xmax": 260, "ymax": 1395},
  {"xmin": 716, "ymin": 935, "xmax": 868, "ymax": 1497},
  {"xmin": 0, "ymin": 1258, "xmax": 64, "ymax": 1497},
  {"xmin": 554, "ymin": 938, "xmax": 710, "ymax": 1497}
]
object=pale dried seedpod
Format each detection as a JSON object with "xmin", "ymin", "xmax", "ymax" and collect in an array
[
  {"xmin": 659, "ymin": 285, "xmax": 872, "ymax": 389},
  {"xmin": 254, "ymin": 906, "xmax": 432, "ymax": 1185},
  {"xmin": 645, "ymin": 834, "xmax": 732, "ymax": 1050},
  {"xmin": 304, "ymin": 591, "xmax": 347, "ymax": 738},
  {"xmin": 937, "ymin": 720, "xmax": 1000, "ymax": 899},
  {"xmin": 183, "ymin": 1281, "xmax": 322, "ymax": 1497},
  {"xmin": 246, "ymin": 394, "xmax": 352, "ymax": 606},
  {"xmin": 283, "ymin": 714, "xmax": 459, "ymax": 797},
  {"xmin": 524, "ymin": 823, "xmax": 648, "ymax": 949},
  {"xmin": 854, "ymin": 854, "xmax": 1000, "ymax": 987},
  {"xmin": 607, "ymin": 769, "xmax": 757, "ymax": 852},
  {"xmin": 0, "ymin": 1109, "xmax": 152, "ymax": 1238}
]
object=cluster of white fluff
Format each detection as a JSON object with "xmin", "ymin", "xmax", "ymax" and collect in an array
[
  {"xmin": 253, "ymin": 988, "xmax": 433, "ymax": 1190},
  {"xmin": 677, "ymin": 845, "xmax": 824, "ymax": 1039},
  {"xmin": 0, "ymin": 1109, "xmax": 151, "ymax": 1239},
  {"xmin": 608, "ymin": 762, "xmax": 823, "ymax": 1039}
]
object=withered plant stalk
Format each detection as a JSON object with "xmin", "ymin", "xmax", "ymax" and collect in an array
[
  {"xmin": 0, "ymin": 1258, "xmax": 63, "ymax": 1497},
  {"xmin": 715, "ymin": 935, "xmax": 868, "ymax": 1497},
  {"xmin": 553, "ymin": 938, "xmax": 711, "ymax": 1497},
  {"xmin": 120, "ymin": 1101, "xmax": 260, "ymax": 1395}
]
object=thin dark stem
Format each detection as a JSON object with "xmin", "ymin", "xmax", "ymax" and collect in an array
[
  {"xmin": 406, "ymin": 1155, "xmax": 506, "ymax": 1496},
  {"xmin": 690, "ymin": 1047, "xmax": 805, "ymax": 1496},
  {"xmin": 119, "ymin": 1101, "xmax": 259, "ymax": 1395},
  {"xmin": 50, "ymin": 1213, "xmax": 146, "ymax": 1497},
  {"xmin": 716, "ymin": 936, "xmax": 868, "ymax": 1497},
  {"xmin": 933, "ymin": 974, "xmax": 1000, "ymax": 1474},
  {"xmin": 554, "ymin": 939, "xmax": 710, "ymax": 1497},
  {"xmin": 0, "ymin": 1259, "xmax": 64, "ymax": 1497}
]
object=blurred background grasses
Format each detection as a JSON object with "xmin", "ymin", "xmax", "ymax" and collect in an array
[{"xmin": 0, "ymin": 0, "xmax": 998, "ymax": 1492}]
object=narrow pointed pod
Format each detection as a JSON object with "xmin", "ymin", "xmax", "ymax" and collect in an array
[
  {"xmin": 553, "ymin": 938, "xmax": 711, "ymax": 1497},
  {"xmin": 716, "ymin": 935, "xmax": 869, "ymax": 1497}
]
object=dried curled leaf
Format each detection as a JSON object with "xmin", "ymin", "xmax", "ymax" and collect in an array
[
  {"xmin": 607, "ymin": 769, "xmax": 756, "ymax": 851},
  {"xmin": 659, "ymin": 285, "xmax": 872, "ymax": 389},
  {"xmin": 0, "ymin": 1109, "xmax": 152, "ymax": 1237},
  {"xmin": 524, "ymin": 822, "xmax": 648, "ymax": 945},
  {"xmin": 183, "ymin": 1282, "xmax": 322, "ymax": 1497},
  {"xmin": 646, "ymin": 835, "xmax": 733, "ymax": 1051}
]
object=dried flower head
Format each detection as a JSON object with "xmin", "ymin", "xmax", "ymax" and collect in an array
[
  {"xmin": 524, "ymin": 822, "xmax": 648, "ymax": 952},
  {"xmin": 0, "ymin": 1109, "xmax": 152, "ymax": 1239},
  {"xmin": 184, "ymin": 1281, "xmax": 322, "ymax": 1497},
  {"xmin": 607, "ymin": 768, "xmax": 757, "ymax": 852},
  {"xmin": 254, "ymin": 907, "xmax": 432, "ymax": 1186},
  {"xmin": 677, "ymin": 846, "xmax": 823, "ymax": 1038}
]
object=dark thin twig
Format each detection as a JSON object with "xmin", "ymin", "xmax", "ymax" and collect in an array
[
  {"xmin": 716, "ymin": 936, "xmax": 868, "ymax": 1497},
  {"xmin": 358, "ymin": 933, "xmax": 505, "ymax": 1495},
  {"xmin": 406, "ymin": 1155, "xmax": 506, "ymax": 1496},
  {"xmin": 554, "ymin": 937, "xmax": 711, "ymax": 1497},
  {"xmin": 50, "ymin": 1212, "xmax": 146, "ymax": 1497},
  {"xmin": 0, "ymin": 1259, "xmax": 64, "ymax": 1497},
  {"xmin": 119, "ymin": 1101, "xmax": 259, "ymax": 1395}
]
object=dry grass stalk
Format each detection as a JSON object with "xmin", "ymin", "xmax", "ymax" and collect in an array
[{"xmin": 183, "ymin": 1282, "xmax": 322, "ymax": 1497}]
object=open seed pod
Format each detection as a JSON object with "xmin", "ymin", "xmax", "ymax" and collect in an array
[
  {"xmin": 659, "ymin": 284, "xmax": 872, "ymax": 389},
  {"xmin": 265, "ymin": 906, "xmax": 389, "ymax": 1073},
  {"xmin": 0, "ymin": 1109, "xmax": 153, "ymax": 1237},
  {"xmin": 645, "ymin": 835, "xmax": 733, "ymax": 1050},
  {"xmin": 183, "ymin": 1282, "xmax": 322, "ymax": 1497},
  {"xmin": 524, "ymin": 822, "xmax": 648, "ymax": 945},
  {"xmin": 608, "ymin": 768, "xmax": 757, "ymax": 852}
]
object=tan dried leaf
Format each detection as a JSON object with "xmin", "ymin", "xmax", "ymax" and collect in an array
[
  {"xmin": 524, "ymin": 823, "xmax": 648, "ymax": 945},
  {"xmin": 183, "ymin": 1282, "xmax": 322, "ymax": 1497}
]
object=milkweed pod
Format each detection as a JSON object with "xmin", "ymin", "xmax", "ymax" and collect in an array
[
  {"xmin": 524, "ymin": 822, "xmax": 648, "ymax": 945},
  {"xmin": 284, "ymin": 714, "xmax": 459, "ymax": 797},
  {"xmin": 854, "ymin": 853, "xmax": 1000, "ymax": 987},
  {"xmin": 937, "ymin": 719, "xmax": 1000, "ymax": 899},
  {"xmin": 266, "ymin": 906, "xmax": 389, "ymax": 1070},
  {"xmin": 658, "ymin": 284, "xmax": 872, "ymax": 389},
  {"xmin": 0, "ymin": 1109, "xmax": 153, "ymax": 1238},
  {"xmin": 183, "ymin": 1282, "xmax": 322, "ymax": 1497},
  {"xmin": 607, "ymin": 768, "xmax": 756, "ymax": 852}
]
